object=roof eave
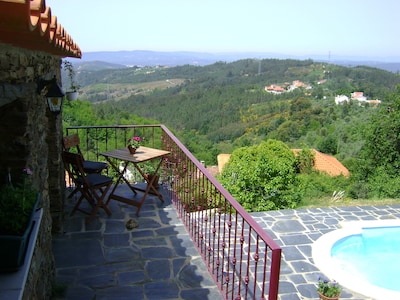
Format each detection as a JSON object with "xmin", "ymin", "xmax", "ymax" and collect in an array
[{"xmin": 0, "ymin": 0, "xmax": 81, "ymax": 58}]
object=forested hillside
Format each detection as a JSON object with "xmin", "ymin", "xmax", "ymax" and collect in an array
[
  {"xmin": 64, "ymin": 58, "xmax": 400, "ymax": 207},
  {"xmin": 74, "ymin": 59, "xmax": 400, "ymax": 164}
]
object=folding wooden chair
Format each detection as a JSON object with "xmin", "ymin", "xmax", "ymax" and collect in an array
[
  {"xmin": 63, "ymin": 133, "xmax": 108, "ymax": 198},
  {"xmin": 63, "ymin": 133, "xmax": 108, "ymax": 174},
  {"xmin": 62, "ymin": 151, "xmax": 113, "ymax": 224}
]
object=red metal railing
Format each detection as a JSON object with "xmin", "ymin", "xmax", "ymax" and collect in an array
[{"xmin": 65, "ymin": 125, "xmax": 281, "ymax": 300}]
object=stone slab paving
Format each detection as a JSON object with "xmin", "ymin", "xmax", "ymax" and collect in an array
[
  {"xmin": 53, "ymin": 185, "xmax": 224, "ymax": 300},
  {"xmin": 53, "ymin": 184, "xmax": 400, "ymax": 300},
  {"xmin": 252, "ymin": 205, "xmax": 400, "ymax": 300}
]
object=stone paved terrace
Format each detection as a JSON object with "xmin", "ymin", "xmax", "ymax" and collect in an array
[
  {"xmin": 53, "ymin": 184, "xmax": 400, "ymax": 299},
  {"xmin": 53, "ymin": 185, "xmax": 224, "ymax": 300}
]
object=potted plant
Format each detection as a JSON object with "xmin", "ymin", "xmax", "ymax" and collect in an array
[
  {"xmin": 0, "ymin": 168, "xmax": 39, "ymax": 271},
  {"xmin": 143, "ymin": 163, "xmax": 160, "ymax": 189},
  {"xmin": 63, "ymin": 60, "xmax": 80, "ymax": 101},
  {"xmin": 317, "ymin": 277, "xmax": 341, "ymax": 300},
  {"xmin": 127, "ymin": 136, "xmax": 142, "ymax": 154}
]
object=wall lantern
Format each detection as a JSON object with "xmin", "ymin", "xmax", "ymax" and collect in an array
[{"xmin": 37, "ymin": 76, "xmax": 65, "ymax": 115}]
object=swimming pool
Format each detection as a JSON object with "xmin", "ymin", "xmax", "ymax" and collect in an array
[{"xmin": 312, "ymin": 219, "xmax": 400, "ymax": 300}]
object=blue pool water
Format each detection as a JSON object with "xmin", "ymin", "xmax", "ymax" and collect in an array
[{"xmin": 331, "ymin": 226, "xmax": 400, "ymax": 292}]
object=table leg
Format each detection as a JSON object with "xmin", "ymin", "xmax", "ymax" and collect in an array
[
  {"xmin": 104, "ymin": 157, "xmax": 137, "ymax": 206},
  {"xmin": 134, "ymin": 160, "xmax": 164, "ymax": 201},
  {"xmin": 101, "ymin": 153, "xmax": 167, "ymax": 217},
  {"xmin": 132, "ymin": 160, "xmax": 165, "ymax": 216}
]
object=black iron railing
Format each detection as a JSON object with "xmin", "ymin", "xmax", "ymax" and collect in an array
[{"xmin": 65, "ymin": 125, "xmax": 281, "ymax": 300}]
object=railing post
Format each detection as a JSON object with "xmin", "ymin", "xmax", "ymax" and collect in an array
[{"xmin": 269, "ymin": 248, "xmax": 282, "ymax": 300}]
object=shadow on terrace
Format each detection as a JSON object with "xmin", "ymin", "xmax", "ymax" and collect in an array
[
  {"xmin": 53, "ymin": 125, "xmax": 281, "ymax": 300},
  {"xmin": 53, "ymin": 183, "xmax": 223, "ymax": 299}
]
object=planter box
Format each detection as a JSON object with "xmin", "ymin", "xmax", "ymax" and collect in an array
[
  {"xmin": 0, "ymin": 199, "xmax": 39, "ymax": 272},
  {"xmin": 0, "ymin": 208, "xmax": 43, "ymax": 299}
]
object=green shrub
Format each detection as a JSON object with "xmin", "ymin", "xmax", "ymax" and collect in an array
[{"xmin": 220, "ymin": 139, "xmax": 300, "ymax": 211}]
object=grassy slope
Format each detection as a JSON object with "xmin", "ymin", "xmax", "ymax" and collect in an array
[{"xmin": 80, "ymin": 79, "xmax": 185, "ymax": 102}]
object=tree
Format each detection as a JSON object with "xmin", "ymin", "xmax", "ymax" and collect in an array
[
  {"xmin": 318, "ymin": 135, "xmax": 337, "ymax": 155},
  {"xmin": 361, "ymin": 86, "xmax": 400, "ymax": 177},
  {"xmin": 219, "ymin": 139, "xmax": 300, "ymax": 212},
  {"xmin": 295, "ymin": 148, "xmax": 315, "ymax": 174},
  {"xmin": 354, "ymin": 85, "xmax": 400, "ymax": 198}
]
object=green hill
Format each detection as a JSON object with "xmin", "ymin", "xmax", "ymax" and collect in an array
[
  {"xmin": 71, "ymin": 59, "xmax": 400, "ymax": 164},
  {"xmin": 64, "ymin": 58, "xmax": 400, "ymax": 204}
]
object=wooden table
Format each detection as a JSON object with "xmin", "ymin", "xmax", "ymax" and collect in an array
[{"xmin": 101, "ymin": 146, "xmax": 170, "ymax": 216}]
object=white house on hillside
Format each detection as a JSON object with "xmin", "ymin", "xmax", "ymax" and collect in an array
[
  {"xmin": 351, "ymin": 92, "xmax": 367, "ymax": 101},
  {"xmin": 335, "ymin": 95, "xmax": 349, "ymax": 104},
  {"xmin": 335, "ymin": 92, "xmax": 381, "ymax": 106}
]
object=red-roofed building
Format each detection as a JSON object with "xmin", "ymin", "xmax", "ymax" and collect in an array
[
  {"xmin": 351, "ymin": 91, "xmax": 367, "ymax": 101},
  {"xmin": 215, "ymin": 150, "xmax": 349, "ymax": 177},
  {"xmin": 265, "ymin": 84, "xmax": 285, "ymax": 94},
  {"xmin": 292, "ymin": 149, "xmax": 349, "ymax": 177}
]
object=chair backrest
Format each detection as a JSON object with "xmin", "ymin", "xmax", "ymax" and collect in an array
[
  {"xmin": 62, "ymin": 151, "xmax": 86, "ymax": 186},
  {"xmin": 63, "ymin": 134, "xmax": 84, "ymax": 158}
]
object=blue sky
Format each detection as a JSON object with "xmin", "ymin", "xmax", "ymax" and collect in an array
[{"xmin": 48, "ymin": 0, "xmax": 400, "ymax": 60}]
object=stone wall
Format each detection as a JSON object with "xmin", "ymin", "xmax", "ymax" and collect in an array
[{"xmin": 0, "ymin": 42, "xmax": 65, "ymax": 299}]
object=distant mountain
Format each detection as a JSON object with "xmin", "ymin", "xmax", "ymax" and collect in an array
[
  {"xmin": 329, "ymin": 61, "xmax": 400, "ymax": 73},
  {"xmin": 67, "ymin": 50, "xmax": 400, "ymax": 73},
  {"xmin": 75, "ymin": 60, "xmax": 126, "ymax": 71},
  {"xmin": 74, "ymin": 50, "xmax": 278, "ymax": 67}
]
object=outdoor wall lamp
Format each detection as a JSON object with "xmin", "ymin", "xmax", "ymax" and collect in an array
[{"xmin": 37, "ymin": 76, "xmax": 65, "ymax": 115}]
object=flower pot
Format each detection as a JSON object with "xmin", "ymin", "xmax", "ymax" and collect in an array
[
  {"xmin": 66, "ymin": 91, "xmax": 78, "ymax": 101},
  {"xmin": 318, "ymin": 292, "xmax": 340, "ymax": 300},
  {"xmin": 0, "ymin": 198, "xmax": 39, "ymax": 272},
  {"xmin": 127, "ymin": 145, "xmax": 137, "ymax": 154}
]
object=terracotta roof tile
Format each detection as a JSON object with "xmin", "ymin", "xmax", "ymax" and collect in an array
[
  {"xmin": 216, "ymin": 150, "xmax": 350, "ymax": 177},
  {"xmin": 0, "ymin": 0, "xmax": 81, "ymax": 58},
  {"xmin": 293, "ymin": 149, "xmax": 349, "ymax": 177},
  {"xmin": 217, "ymin": 154, "xmax": 231, "ymax": 173}
]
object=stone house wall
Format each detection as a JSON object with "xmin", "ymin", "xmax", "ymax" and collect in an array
[{"xmin": 0, "ymin": 42, "xmax": 66, "ymax": 299}]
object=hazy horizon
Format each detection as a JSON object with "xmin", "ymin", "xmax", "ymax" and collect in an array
[
  {"xmin": 48, "ymin": 0, "xmax": 400, "ymax": 61},
  {"xmin": 72, "ymin": 49, "xmax": 400, "ymax": 65}
]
